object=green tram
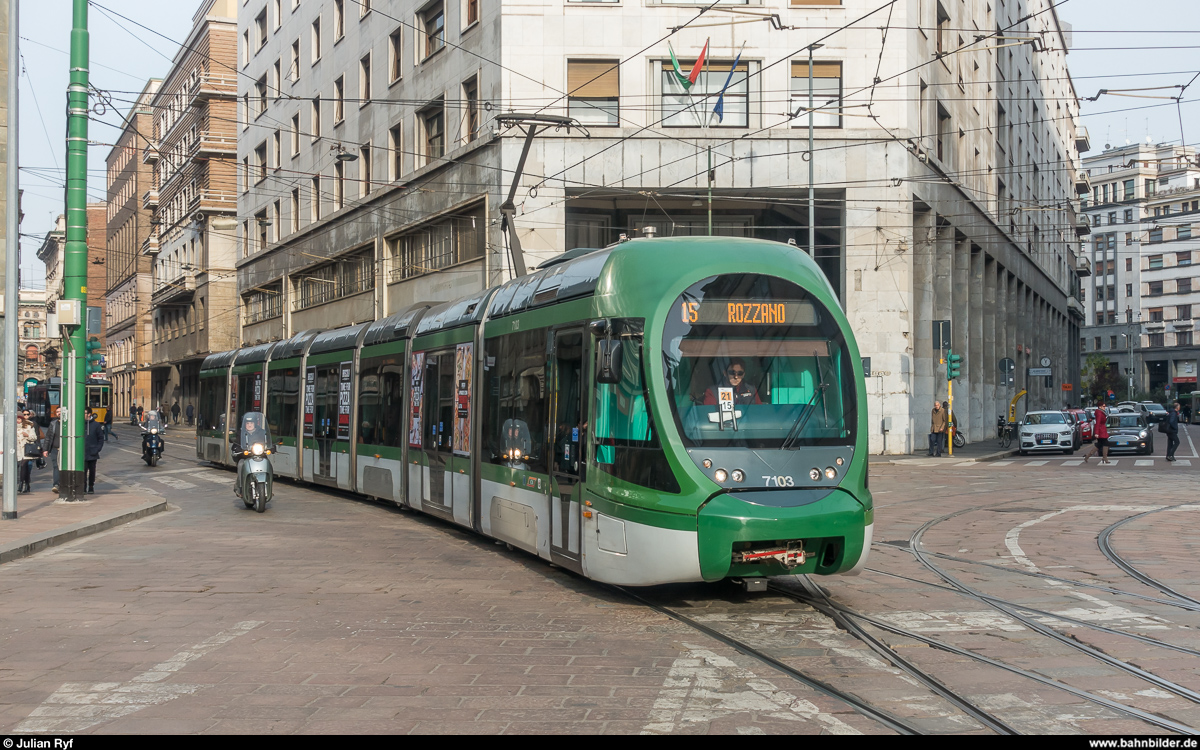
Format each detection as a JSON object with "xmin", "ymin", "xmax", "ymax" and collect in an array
[{"xmin": 198, "ymin": 237, "xmax": 872, "ymax": 585}]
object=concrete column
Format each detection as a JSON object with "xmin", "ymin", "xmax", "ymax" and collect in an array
[
  {"xmin": 912, "ymin": 209, "xmax": 936, "ymax": 452},
  {"xmin": 969, "ymin": 247, "xmax": 984, "ymax": 441},
  {"xmin": 994, "ymin": 265, "xmax": 1007, "ymax": 425},
  {"xmin": 951, "ymin": 234, "xmax": 969, "ymax": 438},
  {"xmin": 934, "ymin": 222, "xmax": 954, "ymax": 405}
]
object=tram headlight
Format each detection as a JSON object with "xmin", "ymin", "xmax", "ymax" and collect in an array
[
  {"xmin": 714, "ymin": 469, "xmax": 728, "ymax": 483},
  {"xmin": 702, "ymin": 458, "xmax": 713, "ymax": 469},
  {"xmin": 731, "ymin": 469, "xmax": 745, "ymax": 483},
  {"xmin": 252, "ymin": 443, "xmax": 264, "ymax": 456},
  {"xmin": 824, "ymin": 467, "xmax": 837, "ymax": 479},
  {"xmin": 809, "ymin": 468, "xmax": 821, "ymax": 481},
  {"xmin": 835, "ymin": 457, "xmax": 845, "ymax": 466}
]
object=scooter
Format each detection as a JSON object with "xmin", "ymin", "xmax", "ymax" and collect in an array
[
  {"xmin": 141, "ymin": 412, "xmax": 165, "ymax": 466},
  {"xmin": 234, "ymin": 412, "xmax": 274, "ymax": 513}
]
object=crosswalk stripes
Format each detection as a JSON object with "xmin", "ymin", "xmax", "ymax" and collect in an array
[
  {"xmin": 1063, "ymin": 460, "xmax": 1083, "ymax": 466},
  {"xmin": 992, "ymin": 461, "xmax": 1014, "ymax": 467},
  {"xmin": 1177, "ymin": 459, "xmax": 1193, "ymax": 466},
  {"xmin": 1135, "ymin": 459, "xmax": 1154, "ymax": 467},
  {"xmin": 1027, "ymin": 460, "xmax": 1049, "ymax": 466}
]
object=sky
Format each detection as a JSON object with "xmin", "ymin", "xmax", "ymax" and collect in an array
[{"xmin": 12, "ymin": 0, "xmax": 1199, "ymax": 288}]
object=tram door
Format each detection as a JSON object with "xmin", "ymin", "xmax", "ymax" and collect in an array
[
  {"xmin": 421, "ymin": 351, "xmax": 454, "ymax": 510},
  {"xmin": 314, "ymin": 366, "xmax": 337, "ymax": 484},
  {"xmin": 549, "ymin": 329, "xmax": 586, "ymax": 568}
]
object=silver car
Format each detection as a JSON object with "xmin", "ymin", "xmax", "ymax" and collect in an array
[{"xmin": 1018, "ymin": 411, "xmax": 1077, "ymax": 455}]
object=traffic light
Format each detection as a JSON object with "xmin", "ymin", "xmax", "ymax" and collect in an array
[
  {"xmin": 946, "ymin": 349, "xmax": 963, "ymax": 381},
  {"xmin": 86, "ymin": 336, "xmax": 104, "ymax": 375}
]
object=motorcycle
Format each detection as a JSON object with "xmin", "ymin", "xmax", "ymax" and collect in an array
[
  {"xmin": 141, "ymin": 412, "xmax": 165, "ymax": 466},
  {"xmin": 233, "ymin": 411, "xmax": 274, "ymax": 513}
]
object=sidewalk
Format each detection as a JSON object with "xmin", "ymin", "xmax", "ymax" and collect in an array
[
  {"xmin": 0, "ymin": 428, "xmax": 167, "ymax": 564},
  {"xmin": 870, "ymin": 434, "xmax": 1015, "ymax": 466}
]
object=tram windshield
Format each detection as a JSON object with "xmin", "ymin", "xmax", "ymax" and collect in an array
[{"xmin": 662, "ymin": 273, "xmax": 857, "ymax": 449}]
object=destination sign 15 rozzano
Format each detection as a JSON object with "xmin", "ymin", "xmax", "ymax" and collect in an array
[{"xmin": 681, "ymin": 300, "xmax": 818, "ymax": 326}]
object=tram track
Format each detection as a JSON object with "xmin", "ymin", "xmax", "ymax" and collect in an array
[
  {"xmin": 902, "ymin": 506, "xmax": 1200, "ymax": 732},
  {"xmin": 1097, "ymin": 505, "xmax": 1200, "ymax": 609}
]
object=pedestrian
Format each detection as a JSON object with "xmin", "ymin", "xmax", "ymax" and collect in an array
[
  {"xmin": 136, "ymin": 404, "xmax": 144, "ymax": 424},
  {"xmin": 171, "ymin": 401, "xmax": 181, "ymax": 425},
  {"xmin": 130, "ymin": 401, "xmax": 138, "ymax": 425},
  {"xmin": 84, "ymin": 408, "xmax": 105, "ymax": 494},
  {"xmin": 16, "ymin": 412, "xmax": 40, "ymax": 494},
  {"xmin": 45, "ymin": 413, "xmax": 61, "ymax": 494},
  {"xmin": 185, "ymin": 402, "xmax": 194, "ymax": 426},
  {"xmin": 103, "ymin": 406, "xmax": 117, "ymax": 441},
  {"xmin": 1085, "ymin": 404, "xmax": 1111, "ymax": 464},
  {"xmin": 929, "ymin": 400, "xmax": 947, "ymax": 457},
  {"xmin": 1165, "ymin": 401, "xmax": 1182, "ymax": 462}
]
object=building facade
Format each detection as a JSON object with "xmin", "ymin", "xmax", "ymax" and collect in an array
[
  {"xmin": 1080, "ymin": 142, "xmax": 1200, "ymax": 401},
  {"xmin": 145, "ymin": 0, "xmax": 240, "ymax": 414},
  {"xmin": 16, "ymin": 289, "xmax": 48, "ymax": 386},
  {"xmin": 106, "ymin": 79, "xmax": 161, "ymax": 419},
  {"xmin": 236, "ymin": 0, "xmax": 1086, "ymax": 453},
  {"xmin": 36, "ymin": 211, "xmax": 109, "ymax": 379}
]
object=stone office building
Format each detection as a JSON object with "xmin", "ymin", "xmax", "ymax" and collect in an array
[{"xmin": 236, "ymin": 0, "xmax": 1086, "ymax": 453}]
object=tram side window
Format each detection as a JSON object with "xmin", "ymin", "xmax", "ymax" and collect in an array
[
  {"xmin": 267, "ymin": 366, "xmax": 300, "ymax": 438},
  {"xmin": 198, "ymin": 377, "xmax": 225, "ymax": 432},
  {"xmin": 358, "ymin": 354, "xmax": 404, "ymax": 447},
  {"xmin": 593, "ymin": 340, "xmax": 679, "ymax": 493},
  {"xmin": 481, "ymin": 328, "xmax": 548, "ymax": 474}
]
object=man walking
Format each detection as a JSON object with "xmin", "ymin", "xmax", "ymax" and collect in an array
[
  {"xmin": 84, "ymin": 408, "xmax": 105, "ymax": 494},
  {"xmin": 929, "ymin": 400, "xmax": 947, "ymax": 457},
  {"xmin": 1166, "ymin": 401, "xmax": 1182, "ymax": 462},
  {"xmin": 171, "ymin": 401, "xmax": 181, "ymax": 425},
  {"xmin": 103, "ymin": 406, "xmax": 117, "ymax": 441},
  {"xmin": 185, "ymin": 402, "xmax": 194, "ymax": 426}
]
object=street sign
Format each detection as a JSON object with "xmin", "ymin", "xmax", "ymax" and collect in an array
[
  {"xmin": 933, "ymin": 320, "xmax": 952, "ymax": 350},
  {"xmin": 998, "ymin": 357, "xmax": 1016, "ymax": 373},
  {"xmin": 862, "ymin": 357, "xmax": 871, "ymax": 378},
  {"xmin": 1028, "ymin": 367, "xmax": 1052, "ymax": 377}
]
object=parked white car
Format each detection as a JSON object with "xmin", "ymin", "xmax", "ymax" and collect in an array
[{"xmin": 1018, "ymin": 411, "xmax": 1077, "ymax": 455}]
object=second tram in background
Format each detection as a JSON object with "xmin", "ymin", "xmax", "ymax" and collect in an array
[
  {"xmin": 197, "ymin": 237, "xmax": 872, "ymax": 587},
  {"xmin": 27, "ymin": 376, "xmax": 112, "ymax": 428}
]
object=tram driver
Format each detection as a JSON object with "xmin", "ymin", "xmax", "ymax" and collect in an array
[{"xmin": 702, "ymin": 357, "xmax": 762, "ymax": 406}]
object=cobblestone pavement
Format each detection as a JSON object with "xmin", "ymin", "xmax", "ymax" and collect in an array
[{"xmin": 0, "ymin": 423, "xmax": 1198, "ymax": 734}]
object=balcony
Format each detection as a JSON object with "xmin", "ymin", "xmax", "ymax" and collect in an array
[
  {"xmin": 1172, "ymin": 318, "xmax": 1194, "ymax": 330},
  {"xmin": 142, "ymin": 142, "xmax": 159, "ymax": 164},
  {"xmin": 1075, "ymin": 171, "xmax": 1091, "ymax": 196},
  {"xmin": 142, "ymin": 188, "xmax": 159, "ymax": 211},
  {"xmin": 187, "ymin": 71, "xmax": 238, "ymax": 107},
  {"xmin": 141, "ymin": 231, "xmax": 160, "ymax": 257},
  {"xmin": 185, "ymin": 188, "xmax": 237, "ymax": 216},
  {"xmin": 190, "ymin": 131, "xmax": 237, "ymax": 159},
  {"xmin": 152, "ymin": 267, "xmax": 197, "ymax": 306},
  {"xmin": 1076, "ymin": 126, "xmax": 1091, "ymax": 153},
  {"xmin": 1145, "ymin": 320, "xmax": 1166, "ymax": 332},
  {"xmin": 1076, "ymin": 256, "xmax": 1092, "ymax": 277},
  {"xmin": 1068, "ymin": 296, "xmax": 1084, "ymax": 316},
  {"xmin": 1075, "ymin": 220, "xmax": 1091, "ymax": 237}
]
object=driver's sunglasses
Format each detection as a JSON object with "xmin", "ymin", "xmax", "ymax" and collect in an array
[{"xmin": 727, "ymin": 369, "xmax": 745, "ymax": 377}]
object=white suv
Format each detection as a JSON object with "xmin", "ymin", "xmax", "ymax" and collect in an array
[{"xmin": 1018, "ymin": 411, "xmax": 1077, "ymax": 455}]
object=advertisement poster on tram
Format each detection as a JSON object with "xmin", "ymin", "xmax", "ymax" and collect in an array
[
  {"xmin": 453, "ymin": 343, "xmax": 473, "ymax": 456},
  {"xmin": 303, "ymin": 366, "xmax": 316, "ymax": 437},
  {"xmin": 337, "ymin": 361, "xmax": 352, "ymax": 441},
  {"xmin": 252, "ymin": 371, "xmax": 262, "ymax": 412},
  {"xmin": 408, "ymin": 352, "xmax": 425, "ymax": 447}
]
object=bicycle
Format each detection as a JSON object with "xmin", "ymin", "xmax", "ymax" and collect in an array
[{"xmin": 997, "ymin": 418, "xmax": 1015, "ymax": 449}]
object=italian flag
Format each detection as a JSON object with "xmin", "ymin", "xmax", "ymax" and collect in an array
[{"xmin": 668, "ymin": 39, "xmax": 709, "ymax": 91}]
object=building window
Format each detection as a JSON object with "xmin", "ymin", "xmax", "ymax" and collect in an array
[
  {"xmin": 242, "ymin": 29, "xmax": 250, "ymax": 67},
  {"xmin": 291, "ymin": 188, "xmax": 300, "ymax": 233},
  {"xmin": 1126, "ymin": 233, "xmax": 1133, "ymax": 246},
  {"xmin": 421, "ymin": 100, "xmax": 445, "ymax": 161},
  {"xmin": 291, "ymin": 112, "xmax": 301, "ymax": 155},
  {"xmin": 1179, "ymin": 304, "xmax": 1192, "ymax": 320},
  {"xmin": 273, "ymin": 0, "xmax": 281, "ymax": 29},
  {"xmin": 1179, "ymin": 226, "xmax": 1193, "ymax": 241},
  {"xmin": 312, "ymin": 17, "xmax": 322, "ymax": 62},
  {"xmin": 255, "ymin": 77, "xmax": 268, "ymax": 118},
  {"xmin": 360, "ymin": 54, "xmax": 372, "ymax": 106},
  {"xmin": 333, "ymin": 76, "xmax": 345, "ymax": 123},
  {"xmin": 334, "ymin": 0, "xmax": 345, "ymax": 40},
  {"xmin": 311, "ymin": 175, "xmax": 321, "ymax": 222},
  {"xmin": 387, "ymin": 203, "xmax": 486, "ymax": 281},
  {"xmin": 389, "ymin": 122, "xmax": 403, "ymax": 179},
  {"xmin": 1110, "ymin": 335, "xmax": 1118, "ymax": 349},
  {"xmin": 1126, "ymin": 283, "xmax": 1133, "ymax": 297},
  {"xmin": 1149, "ymin": 280, "xmax": 1164, "ymax": 296},
  {"xmin": 272, "ymin": 129, "xmax": 281, "ymax": 169},
  {"xmin": 1124, "ymin": 209, "xmax": 1133, "ymax": 223},
  {"xmin": 466, "ymin": 0, "xmax": 479, "ymax": 25},
  {"xmin": 273, "ymin": 59, "xmax": 281, "ymax": 99},
  {"xmin": 244, "ymin": 285, "xmax": 283, "ymax": 325},
  {"xmin": 360, "ymin": 0, "xmax": 372, "ymax": 16},
  {"xmin": 935, "ymin": 104, "xmax": 951, "ymax": 164},
  {"xmin": 389, "ymin": 28, "xmax": 403, "ymax": 83},
  {"xmin": 568, "ymin": 61, "xmax": 619, "ymax": 126},
  {"xmin": 1179, "ymin": 330, "xmax": 1194, "ymax": 347},
  {"xmin": 255, "ymin": 209, "xmax": 269, "ymax": 252},
  {"xmin": 462, "ymin": 77, "xmax": 479, "ymax": 142},
  {"xmin": 663, "ymin": 58, "xmax": 748, "ymax": 128},
  {"xmin": 1148, "ymin": 333, "xmax": 1165, "ymax": 348},
  {"xmin": 1094, "ymin": 337, "xmax": 1102, "ymax": 350},
  {"xmin": 790, "ymin": 61, "xmax": 842, "ymax": 129},
  {"xmin": 290, "ymin": 39, "xmax": 300, "ymax": 81},
  {"xmin": 1150, "ymin": 308, "xmax": 1164, "ymax": 322},
  {"xmin": 1108, "ymin": 211, "xmax": 1116, "ymax": 225},
  {"xmin": 423, "ymin": 3, "xmax": 445, "ymax": 59},
  {"xmin": 255, "ymin": 10, "xmax": 268, "ymax": 51},
  {"xmin": 255, "ymin": 141, "xmax": 267, "ymax": 183},
  {"xmin": 295, "ymin": 249, "xmax": 375, "ymax": 311},
  {"xmin": 936, "ymin": 3, "xmax": 950, "ymax": 56},
  {"xmin": 1180, "ymin": 278, "xmax": 1193, "ymax": 295},
  {"xmin": 311, "ymin": 96, "xmax": 321, "ymax": 139},
  {"xmin": 334, "ymin": 161, "xmax": 345, "ymax": 210},
  {"xmin": 1149, "ymin": 254, "xmax": 1164, "ymax": 270},
  {"xmin": 360, "ymin": 143, "xmax": 372, "ymax": 197}
]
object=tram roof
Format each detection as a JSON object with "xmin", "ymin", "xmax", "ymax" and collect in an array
[
  {"xmin": 271, "ymin": 329, "xmax": 322, "ymax": 360},
  {"xmin": 309, "ymin": 322, "xmax": 369, "ymax": 355},
  {"xmin": 363, "ymin": 304, "xmax": 430, "ymax": 346},
  {"xmin": 233, "ymin": 341, "xmax": 275, "ymax": 366},
  {"xmin": 487, "ymin": 247, "xmax": 613, "ymax": 319},
  {"xmin": 414, "ymin": 289, "xmax": 493, "ymax": 337}
]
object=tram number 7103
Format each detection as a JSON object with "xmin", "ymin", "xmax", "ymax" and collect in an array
[{"xmin": 763, "ymin": 475, "xmax": 796, "ymax": 487}]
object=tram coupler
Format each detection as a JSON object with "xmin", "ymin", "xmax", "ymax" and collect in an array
[{"xmin": 731, "ymin": 542, "xmax": 806, "ymax": 569}]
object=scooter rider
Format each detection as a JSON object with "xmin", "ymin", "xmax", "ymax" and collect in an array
[{"xmin": 231, "ymin": 412, "xmax": 272, "ymax": 498}]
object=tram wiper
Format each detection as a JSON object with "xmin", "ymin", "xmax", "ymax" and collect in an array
[{"xmin": 781, "ymin": 383, "xmax": 828, "ymax": 450}]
